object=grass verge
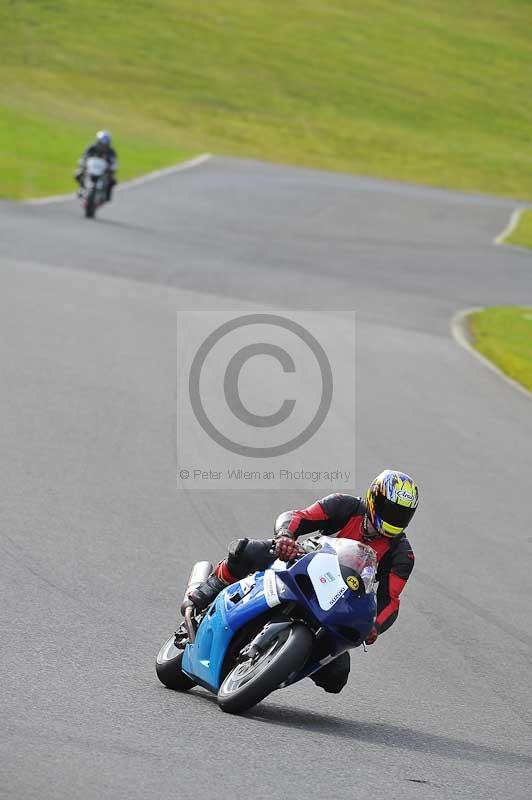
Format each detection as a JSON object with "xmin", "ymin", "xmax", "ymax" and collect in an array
[
  {"xmin": 469, "ymin": 307, "xmax": 532, "ymax": 393},
  {"xmin": 3, "ymin": 1, "xmax": 532, "ymax": 199},
  {"xmin": 504, "ymin": 210, "xmax": 532, "ymax": 249}
]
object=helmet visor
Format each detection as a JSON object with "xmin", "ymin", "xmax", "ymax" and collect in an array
[{"xmin": 374, "ymin": 494, "xmax": 416, "ymax": 530}]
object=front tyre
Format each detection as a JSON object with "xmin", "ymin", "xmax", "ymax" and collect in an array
[
  {"xmin": 217, "ymin": 623, "xmax": 313, "ymax": 715},
  {"xmin": 85, "ymin": 188, "xmax": 96, "ymax": 218},
  {"xmin": 156, "ymin": 636, "xmax": 196, "ymax": 691}
]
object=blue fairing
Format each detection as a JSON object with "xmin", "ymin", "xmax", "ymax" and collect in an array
[
  {"xmin": 181, "ymin": 573, "xmax": 273, "ymax": 692},
  {"xmin": 182, "ymin": 543, "xmax": 376, "ymax": 693},
  {"xmin": 277, "ymin": 555, "xmax": 376, "ymax": 647}
]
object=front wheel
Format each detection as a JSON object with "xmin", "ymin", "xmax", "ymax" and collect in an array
[
  {"xmin": 84, "ymin": 188, "xmax": 96, "ymax": 218},
  {"xmin": 217, "ymin": 623, "xmax": 313, "ymax": 714},
  {"xmin": 156, "ymin": 636, "xmax": 195, "ymax": 691}
]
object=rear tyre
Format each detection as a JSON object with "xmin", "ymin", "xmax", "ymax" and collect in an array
[
  {"xmin": 217, "ymin": 623, "xmax": 313, "ymax": 714},
  {"xmin": 156, "ymin": 636, "xmax": 196, "ymax": 691}
]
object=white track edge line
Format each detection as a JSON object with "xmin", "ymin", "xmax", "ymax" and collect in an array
[
  {"xmin": 115, "ymin": 153, "xmax": 212, "ymax": 190},
  {"xmin": 24, "ymin": 153, "xmax": 212, "ymax": 205},
  {"xmin": 493, "ymin": 206, "xmax": 527, "ymax": 245},
  {"xmin": 450, "ymin": 307, "xmax": 532, "ymax": 400}
]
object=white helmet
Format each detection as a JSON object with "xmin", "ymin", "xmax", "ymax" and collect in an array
[{"xmin": 96, "ymin": 130, "xmax": 112, "ymax": 146}]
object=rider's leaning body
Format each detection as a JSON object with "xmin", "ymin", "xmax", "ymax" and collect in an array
[{"xmin": 186, "ymin": 470, "xmax": 419, "ymax": 694}]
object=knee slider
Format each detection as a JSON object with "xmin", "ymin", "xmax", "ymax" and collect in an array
[
  {"xmin": 227, "ymin": 538, "xmax": 249, "ymax": 562},
  {"xmin": 226, "ymin": 538, "xmax": 249, "ymax": 577},
  {"xmin": 227, "ymin": 538, "xmax": 274, "ymax": 577}
]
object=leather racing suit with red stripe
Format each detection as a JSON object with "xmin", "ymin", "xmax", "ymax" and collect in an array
[{"xmin": 275, "ymin": 493, "xmax": 415, "ymax": 634}]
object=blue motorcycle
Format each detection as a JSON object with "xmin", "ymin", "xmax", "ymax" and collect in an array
[{"xmin": 156, "ymin": 536, "xmax": 377, "ymax": 714}]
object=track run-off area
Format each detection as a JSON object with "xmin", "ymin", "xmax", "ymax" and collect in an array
[{"xmin": 1, "ymin": 157, "xmax": 531, "ymax": 800}]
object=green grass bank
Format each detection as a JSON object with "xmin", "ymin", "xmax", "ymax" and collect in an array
[
  {"xmin": 504, "ymin": 209, "xmax": 532, "ymax": 249},
  {"xmin": 469, "ymin": 307, "xmax": 532, "ymax": 394},
  {"xmin": 3, "ymin": 1, "xmax": 532, "ymax": 199}
]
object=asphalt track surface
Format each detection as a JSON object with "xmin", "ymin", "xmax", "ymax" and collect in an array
[{"xmin": 1, "ymin": 157, "xmax": 532, "ymax": 800}]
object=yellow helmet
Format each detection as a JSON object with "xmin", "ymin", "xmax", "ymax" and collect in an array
[{"xmin": 366, "ymin": 470, "xmax": 419, "ymax": 537}]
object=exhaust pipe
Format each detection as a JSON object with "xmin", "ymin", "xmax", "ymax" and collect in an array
[
  {"xmin": 181, "ymin": 560, "xmax": 213, "ymax": 642},
  {"xmin": 183, "ymin": 560, "xmax": 213, "ymax": 602}
]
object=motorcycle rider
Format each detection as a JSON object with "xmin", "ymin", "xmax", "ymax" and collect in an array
[
  {"xmin": 75, "ymin": 130, "xmax": 118, "ymax": 201},
  {"xmin": 184, "ymin": 469, "xmax": 418, "ymax": 694}
]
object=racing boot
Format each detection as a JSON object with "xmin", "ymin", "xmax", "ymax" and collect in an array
[{"xmin": 182, "ymin": 574, "xmax": 227, "ymax": 614}]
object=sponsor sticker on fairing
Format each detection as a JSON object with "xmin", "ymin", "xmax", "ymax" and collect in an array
[{"xmin": 307, "ymin": 553, "xmax": 348, "ymax": 610}]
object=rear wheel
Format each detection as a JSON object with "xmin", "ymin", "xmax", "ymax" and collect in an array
[
  {"xmin": 217, "ymin": 623, "xmax": 313, "ymax": 714},
  {"xmin": 156, "ymin": 636, "xmax": 195, "ymax": 691}
]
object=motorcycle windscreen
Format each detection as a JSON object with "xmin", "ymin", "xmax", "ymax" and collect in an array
[
  {"xmin": 86, "ymin": 156, "xmax": 108, "ymax": 177},
  {"xmin": 313, "ymin": 536, "xmax": 377, "ymax": 592}
]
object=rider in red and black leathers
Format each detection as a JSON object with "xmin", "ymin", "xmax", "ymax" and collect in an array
[
  {"xmin": 187, "ymin": 473, "xmax": 417, "ymax": 694},
  {"xmin": 275, "ymin": 493, "xmax": 415, "ymax": 636}
]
